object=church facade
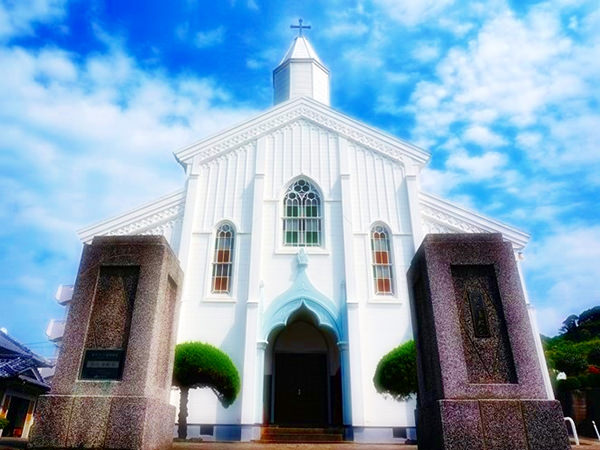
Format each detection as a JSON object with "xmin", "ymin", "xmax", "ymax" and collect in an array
[{"xmin": 78, "ymin": 34, "xmax": 552, "ymax": 442}]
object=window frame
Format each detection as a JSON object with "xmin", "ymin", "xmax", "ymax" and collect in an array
[
  {"xmin": 370, "ymin": 223, "xmax": 395, "ymax": 297},
  {"xmin": 209, "ymin": 221, "xmax": 236, "ymax": 297},
  {"xmin": 281, "ymin": 178, "xmax": 324, "ymax": 249}
]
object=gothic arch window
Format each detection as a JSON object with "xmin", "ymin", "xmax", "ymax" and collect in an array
[
  {"xmin": 211, "ymin": 222, "xmax": 234, "ymax": 294},
  {"xmin": 371, "ymin": 224, "xmax": 394, "ymax": 295},
  {"xmin": 282, "ymin": 179, "xmax": 322, "ymax": 247}
]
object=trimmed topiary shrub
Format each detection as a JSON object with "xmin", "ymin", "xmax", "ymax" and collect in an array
[
  {"xmin": 173, "ymin": 342, "xmax": 240, "ymax": 439},
  {"xmin": 373, "ymin": 340, "xmax": 418, "ymax": 401}
]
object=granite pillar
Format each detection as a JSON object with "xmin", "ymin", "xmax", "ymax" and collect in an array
[
  {"xmin": 30, "ymin": 236, "xmax": 183, "ymax": 450},
  {"xmin": 408, "ymin": 233, "xmax": 570, "ymax": 450}
]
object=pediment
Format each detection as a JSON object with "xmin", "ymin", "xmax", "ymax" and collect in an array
[
  {"xmin": 420, "ymin": 192, "xmax": 530, "ymax": 250},
  {"xmin": 174, "ymin": 96, "xmax": 430, "ymax": 167},
  {"xmin": 78, "ymin": 190, "xmax": 185, "ymax": 243}
]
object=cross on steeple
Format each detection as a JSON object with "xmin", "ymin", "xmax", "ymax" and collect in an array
[{"xmin": 291, "ymin": 18, "xmax": 311, "ymax": 37}]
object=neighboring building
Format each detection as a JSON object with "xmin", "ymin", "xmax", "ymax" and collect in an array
[
  {"xmin": 40, "ymin": 284, "xmax": 74, "ymax": 383},
  {"xmin": 71, "ymin": 33, "xmax": 551, "ymax": 442},
  {"xmin": 0, "ymin": 330, "xmax": 51, "ymax": 439}
]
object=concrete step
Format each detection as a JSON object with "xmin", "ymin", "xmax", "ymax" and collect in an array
[{"xmin": 260, "ymin": 426, "xmax": 344, "ymax": 443}]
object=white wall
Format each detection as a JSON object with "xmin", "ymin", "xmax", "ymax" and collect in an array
[{"xmin": 175, "ymin": 119, "xmax": 416, "ymax": 428}]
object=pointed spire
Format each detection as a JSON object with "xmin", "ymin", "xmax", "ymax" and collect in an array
[{"xmin": 273, "ymin": 20, "xmax": 330, "ymax": 106}]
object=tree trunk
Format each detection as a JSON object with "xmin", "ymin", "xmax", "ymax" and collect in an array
[{"xmin": 178, "ymin": 387, "xmax": 189, "ymax": 439}]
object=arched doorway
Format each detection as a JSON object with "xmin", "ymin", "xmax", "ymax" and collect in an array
[{"xmin": 264, "ymin": 308, "xmax": 342, "ymax": 427}]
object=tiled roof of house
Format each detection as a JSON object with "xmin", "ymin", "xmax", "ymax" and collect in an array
[{"xmin": 0, "ymin": 331, "xmax": 52, "ymax": 379}]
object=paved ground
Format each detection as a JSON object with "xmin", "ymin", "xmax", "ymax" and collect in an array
[
  {"xmin": 172, "ymin": 439, "xmax": 600, "ymax": 449},
  {"xmin": 174, "ymin": 443, "xmax": 416, "ymax": 449},
  {"xmin": 1, "ymin": 437, "xmax": 599, "ymax": 449}
]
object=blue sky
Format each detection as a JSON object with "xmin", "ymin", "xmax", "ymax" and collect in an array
[{"xmin": 1, "ymin": 0, "xmax": 599, "ymax": 356}]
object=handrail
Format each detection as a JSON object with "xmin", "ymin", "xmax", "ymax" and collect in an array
[
  {"xmin": 564, "ymin": 417, "xmax": 579, "ymax": 446},
  {"xmin": 592, "ymin": 420, "xmax": 600, "ymax": 441}
]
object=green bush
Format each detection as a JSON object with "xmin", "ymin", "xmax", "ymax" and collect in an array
[
  {"xmin": 579, "ymin": 373, "xmax": 600, "ymax": 389},
  {"xmin": 373, "ymin": 340, "xmax": 418, "ymax": 401},
  {"xmin": 0, "ymin": 417, "xmax": 9, "ymax": 430},
  {"xmin": 552, "ymin": 352, "xmax": 589, "ymax": 376},
  {"xmin": 556, "ymin": 378, "xmax": 581, "ymax": 392},
  {"xmin": 588, "ymin": 347, "xmax": 600, "ymax": 366},
  {"xmin": 173, "ymin": 342, "xmax": 240, "ymax": 406}
]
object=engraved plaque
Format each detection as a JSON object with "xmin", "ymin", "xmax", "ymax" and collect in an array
[
  {"xmin": 467, "ymin": 288, "xmax": 491, "ymax": 338},
  {"xmin": 80, "ymin": 349, "xmax": 125, "ymax": 380},
  {"xmin": 451, "ymin": 265, "xmax": 517, "ymax": 384}
]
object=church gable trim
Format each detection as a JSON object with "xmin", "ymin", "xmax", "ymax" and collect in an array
[
  {"xmin": 419, "ymin": 192, "xmax": 530, "ymax": 250},
  {"xmin": 77, "ymin": 190, "xmax": 185, "ymax": 243},
  {"xmin": 174, "ymin": 97, "xmax": 430, "ymax": 167}
]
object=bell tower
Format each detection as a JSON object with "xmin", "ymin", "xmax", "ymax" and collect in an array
[{"xmin": 273, "ymin": 19, "xmax": 330, "ymax": 106}]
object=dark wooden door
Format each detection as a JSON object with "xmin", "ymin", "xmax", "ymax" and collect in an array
[{"xmin": 274, "ymin": 353, "xmax": 328, "ymax": 425}]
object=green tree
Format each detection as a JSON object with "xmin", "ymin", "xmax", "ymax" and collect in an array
[
  {"xmin": 578, "ymin": 306, "xmax": 600, "ymax": 326},
  {"xmin": 373, "ymin": 340, "xmax": 418, "ymax": 401},
  {"xmin": 560, "ymin": 314, "xmax": 579, "ymax": 335},
  {"xmin": 553, "ymin": 352, "xmax": 588, "ymax": 376},
  {"xmin": 172, "ymin": 342, "xmax": 240, "ymax": 439},
  {"xmin": 588, "ymin": 347, "xmax": 600, "ymax": 366}
]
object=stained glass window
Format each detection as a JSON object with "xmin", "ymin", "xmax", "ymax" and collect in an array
[
  {"xmin": 211, "ymin": 223, "xmax": 234, "ymax": 294},
  {"xmin": 283, "ymin": 179, "xmax": 322, "ymax": 247},
  {"xmin": 371, "ymin": 225, "xmax": 393, "ymax": 295}
]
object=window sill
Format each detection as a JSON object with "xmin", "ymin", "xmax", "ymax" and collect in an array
[
  {"xmin": 367, "ymin": 296, "xmax": 402, "ymax": 304},
  {"xmin": 202, "ymin": 297, "xmax": 237, "ymax": 303},
  {"xmin": 274, "ymin": 247, "xmax": 330, "ymax": 255}
]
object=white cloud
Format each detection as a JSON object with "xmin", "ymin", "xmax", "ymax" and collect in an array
[
  {"xmin": 374, "ymin": 0, "xmax": 455, "ymax": 26},
  {"xmin": 0, "ymin": 44, "xmax": 257, "ymax": 240},
  {"xmin": 0, "ymin": 0, "xmax": 67, "ymax": 40},
  {"xmin": 524, "ymin": 225, "xmax": 600, "ymax": 335},
  {"xmin": 463, "ymin": 125, "xmax": 506, "ymax": 147},
  {"xmin": 411, "ymin": 42, "xmax": 441, "ymax": 63},
  {"xmin": 446, "ymin": 150, "xmax": 507, "ymax": 180},
  {"xmin": 194, "ymin": 26, "xmax": 226, "ymax": 48},
  {"xmin": 408, "ymin": 1, "xmax": 600, "ymax": 212},
  {"xmin": 323, "ymin": 21, "xmax": 369, "ymax": 39}
]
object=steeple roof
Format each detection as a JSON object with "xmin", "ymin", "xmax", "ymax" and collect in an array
[{"xmin": 278, "ymin": 36, "xmax": 324, "ymax": 66}]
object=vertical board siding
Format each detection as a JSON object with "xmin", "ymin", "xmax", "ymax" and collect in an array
[
  {"xmin": 265, "ymin": 120, "xmax": 339, "ymax": 200},
  {"xmin": 347, "ymin": 143, "xmax": 408, "ymax": 233},
  {"xmin": 193, "ymin": 143, "xmax": 256, "ymax": 232}
]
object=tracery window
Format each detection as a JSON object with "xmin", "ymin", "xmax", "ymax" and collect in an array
[
  {"xmin": 211, "ymin": 223, "xmax": 234, "ymax": 294},
  {"xmin": 283, "ymin": 179, "xmax": 322, "ymax": 247},
  {"xmin": 371, "ymin": 225, "xmax": 394, "ymax": 295}
]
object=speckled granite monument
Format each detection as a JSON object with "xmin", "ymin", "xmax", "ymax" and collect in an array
[
  {"xmin": 30, "ymin": 236, "xmax": 183, "ymax": 450},
  {"xmin": 408, "ymin": 234, "xmax": 570, "ymax": 450}
]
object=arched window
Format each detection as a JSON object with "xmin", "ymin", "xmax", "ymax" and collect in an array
[
  {"xmin": 211, "ymin": 223, "xmax": 234, "ymax": 294},
  {"xmin": 371, "ymin": 225, "xmax": 394, "ymax": 295},
  {"xmin": 283, "ymin": 179, "xmax": 322, "ymax": 247}
]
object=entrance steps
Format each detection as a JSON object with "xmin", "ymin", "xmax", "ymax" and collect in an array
[{"xmin": 259, "ymin": 426, "xmax": 344, "ymax": 443}]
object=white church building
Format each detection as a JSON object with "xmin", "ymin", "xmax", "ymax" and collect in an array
[{"xmin": 76, "ymin": 32, "xmax": 552, "ymax": 443}]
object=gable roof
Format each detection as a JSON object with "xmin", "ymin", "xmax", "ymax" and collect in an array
[
  {"xmin": 420, "ymin": 191, "xmax": 530, "ymax": 250},
  {"xmin": 174, "ymin": 96, "xmax": 430, "ymax": 167},
  {"xmin": 78, "ymin": 190, "xmax": 185, "ymax": 243}
]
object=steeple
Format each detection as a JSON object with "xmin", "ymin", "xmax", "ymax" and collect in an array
[{"xmin": 273, "ymin": 20, "xmax": 330, "ymax": 106}]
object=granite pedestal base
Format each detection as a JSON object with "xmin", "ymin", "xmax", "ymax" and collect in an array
[
  {"xmin": 408, "ymin": 234, "xmax": 570, "ymax": 450},
  {"xmin": 29, "ymin": 236, "xmax": 183, "ymax": 450},
  {"xmin": 419, "ymin": 399, "xmax": 568, "ymax": 450},
  {"xmin": 31, "ymin": 394, "xmax": 175, "ymax": 450}
]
